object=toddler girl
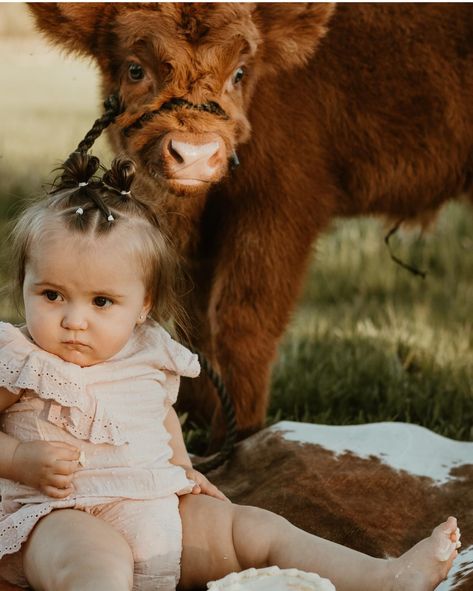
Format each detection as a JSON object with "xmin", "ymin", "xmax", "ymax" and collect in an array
[{"xmin": 0, "ymin": 152, "xmax": 461, "ymax": 591}]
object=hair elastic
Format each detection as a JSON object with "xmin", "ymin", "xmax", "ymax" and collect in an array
[
  {"xmin": 78, "ymin": 182, "xmax": 88, "ymax": 187},
  {"xmin": 107, "ymin": 214, "xmax": 115, "ymax": 222},
  {"xmin": 76, "ymin": 207, "xmax": 84, "ymax": 215},
  {"xmin": 120, "ymin": 190, "xmax": 131, "ymax": 196}
]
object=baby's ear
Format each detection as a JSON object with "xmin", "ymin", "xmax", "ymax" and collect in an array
[
  {"xmin": 137, "ymin": 295, "xmax": 152, "ymax": 325},
  {"xmin": 27, "ymin": 3, "xmax": 118, "ymax": 59}
]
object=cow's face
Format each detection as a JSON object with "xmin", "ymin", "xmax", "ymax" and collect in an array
[
  {"xmin": 112, "ymin": 5, "xmax": 261, "ymax": 196},
  {"xmin": 29, "ymin": 3, "xmax": 335, "ymax": 196}
]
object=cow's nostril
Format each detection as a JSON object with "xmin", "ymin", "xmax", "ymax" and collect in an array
[
  {"xmin": 169, "ymin": 139, "xmax": 220, "ymax": 167},
  {"xmin": 162, "ymin": 134, "xmax": 225, "ymax": 183},
  {"xmin": 168, "ymin": 141, "xmax": 184, "ymax": 164}
]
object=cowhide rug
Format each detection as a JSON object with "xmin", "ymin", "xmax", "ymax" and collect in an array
[
  {"xmin": 1, "ymin": 421, "xmax": 472, "ymax": 590},
  {"xmin": 210, "ymin": 421, "xmax": 473, "ymax": 591}
]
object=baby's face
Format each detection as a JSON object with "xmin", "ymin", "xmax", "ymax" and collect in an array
[{"xmin": 22, "ymin": 227, "xmax": 151, "ymax": 366}]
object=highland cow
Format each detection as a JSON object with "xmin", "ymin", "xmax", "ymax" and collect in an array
[{"xmin": 28, "ymin": 3, "xmax": 473, "ymax": 441}]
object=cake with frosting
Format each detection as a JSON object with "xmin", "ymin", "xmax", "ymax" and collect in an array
[{"xmin": 207, "ymin": 566, "xmax": 336, "ymax": 591}]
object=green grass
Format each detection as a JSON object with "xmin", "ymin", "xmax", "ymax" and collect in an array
[
  {"xmin": 1, "ymin": 8, "xmax": 472, "ymax": 450},
  {"xmin": 269, "ymin": 203, "xmax": 473, "ymax": 441}
]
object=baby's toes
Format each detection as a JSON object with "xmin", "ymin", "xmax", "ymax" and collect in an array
[
  {"xmin": 434, "ymin": 517, "xmax": 459, "ymax": 561},
  {"xmin": 451, "ymin": 527, "xmax": 461, "ymax": 549}
]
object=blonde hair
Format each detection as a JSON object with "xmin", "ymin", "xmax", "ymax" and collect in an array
[{"xmin": 8, "ymin": 152, "xmax": 185, "ymax": 331}]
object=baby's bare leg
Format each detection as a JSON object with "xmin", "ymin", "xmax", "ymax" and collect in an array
[
  {"xmin": 179, "ymin": 495, "xmax": 459, "ymax": 591},
  {"xmin": 178, "ymin": 495, "xmax": 387, "ymax": 590},
  {"xmin": 23, "ymin": 509, "xmax": 134, "ymax": 591}
]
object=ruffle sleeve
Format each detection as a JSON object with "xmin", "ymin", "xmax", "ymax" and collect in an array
[
  {"xmin": 155, "ymin": 326, "xmax": 200, "ymax": 377},
  {"xmin": 0, "ymin": 322, "xmax": 126, "ymax": 445},
  {"xmin": 139, "ymin": 322, "xmax": 201, "ymax": 405}
]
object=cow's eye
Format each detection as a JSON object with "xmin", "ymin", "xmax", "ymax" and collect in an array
[
  {"xmin": 162, "ymin": 62, "xmax": 172, "ymax": 77},
  {"xmin": 128, "ymin": 62, "xmax": 145, "ymax": 81},
  {"xmin": 232, "ymin": 67, "xmax": 245, "ymax": 85}
]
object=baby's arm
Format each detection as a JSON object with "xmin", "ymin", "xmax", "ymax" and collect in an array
[
  {"xmin": 0, "ymin": 386, "xmax": 24, "ymax": 479},
  {"xmin": 164, "ymin": 407, "xmax": 229, "ymax": 502},
  {"xmin": 0, "ymin": 386, "xmax": 81, "ymax": 498},
  {"xmin": 164, "ymin": 406, "xmax": 193, "ymax": 468}
]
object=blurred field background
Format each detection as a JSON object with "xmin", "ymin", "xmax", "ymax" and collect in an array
[{"xmin": 1, "ymin": 5, "xmax": 472, "ymax": 449}]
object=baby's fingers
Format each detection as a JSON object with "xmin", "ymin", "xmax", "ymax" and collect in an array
[
  {"xmin": 209, "ymin": 486, "xmax": 230, "ymax": 502},
  {"xmin": 42, "ymin": 483, "xmax": 74, "ymax": 499},
  {"xmin": 54, "ymin": 459, "xmax": 80, "ymax": 476},
  {"xmin": 185, "ymin": 469, "xmax": 230, "ymax": 502},
  {"xmin": 47, "ymin": 473, "xmax": 74, "ymax": 491},
  {"xmin": 199, "ymin": 480, "xmax": 230, "ymax": 502},
  {"xmin": 49, "ymin": 442, "xmax": 81, "ymax": 461},
  {"xmin": 191, "ymin": 482, "xmax": 201, "ymax": 495}
]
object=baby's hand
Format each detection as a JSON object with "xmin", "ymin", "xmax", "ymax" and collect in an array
[
  {"xmin": 11, "ymin": 440, "xmax": 81, "ymax": 499},
  {"xmin": 182, "ymin": 466, "xmax": 230, "ymax": 502}
]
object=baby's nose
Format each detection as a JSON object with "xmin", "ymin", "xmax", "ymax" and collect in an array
[{"xmin": 61, "ymin": 309, "xmax": 88, "ymax": 330}]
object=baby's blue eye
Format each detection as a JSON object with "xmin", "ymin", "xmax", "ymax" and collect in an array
[
  {"xmin": 94, "ymin": 296, "xmax": 112, "ymax": 308},
  {"xmin": 44, "ymin": 290, "xmax": 59, "ymax": 301}
]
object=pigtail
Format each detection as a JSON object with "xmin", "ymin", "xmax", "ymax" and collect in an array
[
  {"xmin": 103, "ymin": 158, "xmax": 162, "ymax": 229},
  {"xmin": 49, "ymin": 151, "xmax": 115, "ymax": 229},
  {"xmin": 71, "ymin": 205, "xmax": 88, "ymax": 232},
  {"xmin": 103, "ymin": 157, "xmax": 136, "ymax": 198},
  {"xmin": 86, "ymin": 187, "xmax": 115, "ymax": 224},
  {"xmin": 58, "ymin": 151, "xmax": 101, "ymax": 188}
]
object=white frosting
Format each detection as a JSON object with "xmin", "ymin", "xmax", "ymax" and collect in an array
[{"xmin": 207, "ymin": 567, "xmax": 336, "ymax": 591}]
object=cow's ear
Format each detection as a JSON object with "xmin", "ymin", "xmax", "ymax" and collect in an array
[
  {"xmin": 254, "ymin": 3, "xmax": 335, "ymax": 73},
  {"xmin": 27, "ymin": 3, "xmax": 117, "ymax": 58}
]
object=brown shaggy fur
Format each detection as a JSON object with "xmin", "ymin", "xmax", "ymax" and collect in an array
[{"xmin": 28, "ymin": 3, "xmax": 473, "ymax": 441}]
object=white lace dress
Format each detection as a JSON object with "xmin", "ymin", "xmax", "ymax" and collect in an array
[{"xmin": 0, "ymin": 320, "xmax": 200, "ymax": 590}]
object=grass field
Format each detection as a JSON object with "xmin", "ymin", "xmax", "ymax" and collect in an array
[
  {"xmin": 1, "ymin": 6, "xmax": 472, "ymax": 451},
  {"xmin": 270, "ymin": 205, "xmax": 472, "ymax": 442}
]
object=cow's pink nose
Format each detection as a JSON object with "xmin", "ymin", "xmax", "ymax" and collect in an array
[
  {"xmin": 168, "ymin": 139, "xmax": 220, "ymax": 167},
  {"xmin": 162, "ymin": 132, "xmax": 226, "ymax": 184}
]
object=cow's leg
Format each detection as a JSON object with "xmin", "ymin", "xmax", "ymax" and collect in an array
[
  {"xmin": 174, "ymin": 256, "xmax": 222, "ymax": 430},
  {"xmin": 202, "ymin": 188, "xmax": 333, "ymax": 441}
]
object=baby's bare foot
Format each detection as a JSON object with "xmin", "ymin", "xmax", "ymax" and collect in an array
[{"xmin": 389, "ymin": 516, "xmax": 460, "ymax": 590}]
